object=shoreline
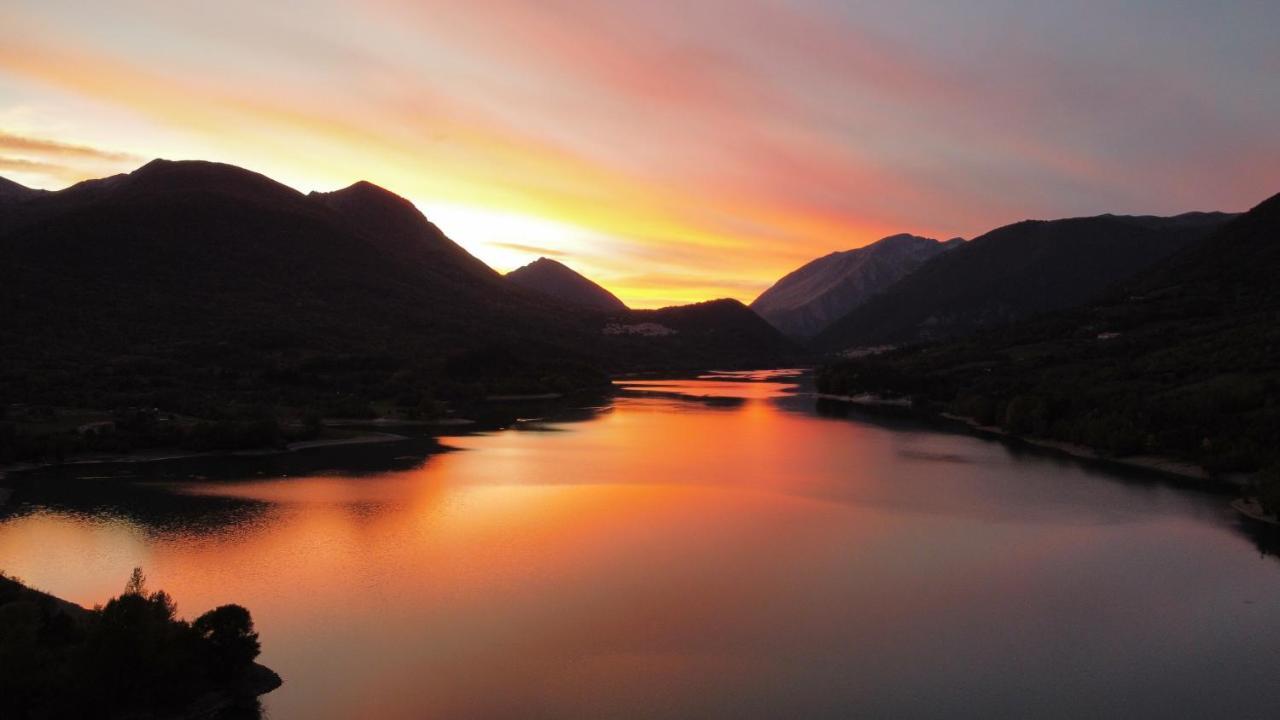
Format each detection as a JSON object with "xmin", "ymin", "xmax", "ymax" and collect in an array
[
  {"xmin": 819, "ymin": 391, "xmax": 1276, "ymax": 523},
  {"xmin": 935, "ymin": 411, "xmax": 1217, "ymax": 484},
  {"xmin": 815, "ymin": 392, "xmax": 912, "ymax": 408},
  {"xmin": 171, "ymin": 663, "xmax": 282, "ymax": 720},
  {"xmin": 1231, "ymin": 497, "xmax": 1280, "ymax": 527},
  {"xmin": 815, "ymin": 391, "xmax": 1221, "ymax": 485},
  {"xmin": 0, "ymin": 431, "xmax": 409, "ymax": 508},
  {"xmin": 282, "ymin": 431, "xmax": 407, "ymax": 451},
  {"xmin": 484, "ymin": 392, "xmax": 563, "ymax": 401},
  {"xmin": 321, "ymin": 417, "xmax": 474, "ymax": 427},
  {"xmin": 0, "ymin": 574, "xmax": 282, "ymax": 717}
]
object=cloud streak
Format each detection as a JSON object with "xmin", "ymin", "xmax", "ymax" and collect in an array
[
  {"xmin": 0, "ymin": 131, "xmax": 138, "ymax": 162},
  {"xmin": 0, "ymin": 129, "xmax": 143, "ymax": 186},
  {"xmin": 489, "ymin": 242, "xmax": 569, "ymax": 260}
]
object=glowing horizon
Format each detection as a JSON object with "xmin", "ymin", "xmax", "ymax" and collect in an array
[{"xmin": 1, "ymin": 1, "xmax": 1276, "ymax": 308}]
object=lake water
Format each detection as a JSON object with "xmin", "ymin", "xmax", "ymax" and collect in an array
[{"xmin": 4, "ymin": 373, "xmax": 1280, "ymax": 719}]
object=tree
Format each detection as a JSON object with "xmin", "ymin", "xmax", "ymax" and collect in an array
[
  {"xmin": 194, "ymin": 604, "xmax": 260, "ymax": 673},
  {"xmin": 1, "ymin": 570, "xmax": 274, "ymax": 718},
  {"xmin": 124, "ymin": 567, "xmax": 147, "ymax": 596}
]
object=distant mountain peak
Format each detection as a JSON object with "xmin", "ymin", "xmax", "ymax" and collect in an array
[
  {"xmin": 514, "ymin": 256, "xmax": 571, "ymax": 274},
  {"xmin": 32, "ymin": 158, "xmax": 308, "ymax": 215},
  {"xmin": 308, "ymin": 179, "xmax": 496, "ymax": 279},
  {"xmin": 876, "ymin": 232, "xmax": 935, "ymax": 246},
  {"xmin": 507, "ymin": 257, "xmax": 628, "ymax": 312},
  {"xmin": 317, "ymin": 179, "xmax": 417, "ymax": 213},
  {"xmin": 124, "ymin": 159, "xmax": 303, "ymax": 200},
  {"xmin": 309, "ymin": 180, "xmax": 433, "ymax": 228},
  {"xmin": 750, "ymin": 233, "xmax": 958, "ymax": 339}
]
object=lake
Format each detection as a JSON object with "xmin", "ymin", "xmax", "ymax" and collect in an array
[{"xmin": 3, "ymin": 372, "xmax": 1280, "ymax": 719}]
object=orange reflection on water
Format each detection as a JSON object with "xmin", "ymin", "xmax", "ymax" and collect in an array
[{"xmin": 2, "ymin": 379, "xmax": 1279, "ymax": 718}]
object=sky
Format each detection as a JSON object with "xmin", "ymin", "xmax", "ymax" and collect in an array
[{"xmin": 1, "ymin": 1, "xmax": 1277, "ymax": 308}]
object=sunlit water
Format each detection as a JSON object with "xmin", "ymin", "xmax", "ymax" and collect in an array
[{"xmin": 4, "ymin": 374, "xmax": 1280, "ymax": 719}]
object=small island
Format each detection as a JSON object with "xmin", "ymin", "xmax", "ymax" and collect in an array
[{"xmin": 0, "ymin": 569, "xmax": 280, "ymax": 720}]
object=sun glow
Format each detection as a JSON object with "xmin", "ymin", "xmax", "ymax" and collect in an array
[
  {"xmin": 418, "ymin": 201, "xmax": 620, "ymax": 274},
  {"xmin": 0, "ymin": 1, "xmax": 1275, "ymax": 307}
]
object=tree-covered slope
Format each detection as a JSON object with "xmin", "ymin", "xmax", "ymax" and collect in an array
[
  {"xmin": 817, "ymin": 192, "xmax": 1280, "ymax": 485},
  {"xmin": 814, "ymin": 212, "xmax": 1233, "ymax": 351}
]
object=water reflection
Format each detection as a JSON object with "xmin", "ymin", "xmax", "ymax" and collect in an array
[{"xmin": 3, "ymin": 374, "xmax": 1280, "ymax": 718}]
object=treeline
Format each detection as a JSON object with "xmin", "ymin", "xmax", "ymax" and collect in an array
[
  {"xmin": 0, "ymin": 343, "xmax": 608, "ymax": 423},
  {"xmin": 0, "ymin": 406, "xmax": 313, "ymax": 465},
  {"xmin": 0, "ymin": 344, "xmax": 611, "ymax": 463},
  {"xmin": 0, "ymin": 569, "xmax": 277, "ymax": 720}
]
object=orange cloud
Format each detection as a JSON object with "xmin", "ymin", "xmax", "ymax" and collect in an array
[
  {"xmin": 0, "ymin": 32, "xmax": 877, "ymax": 305},
  {"xmin": 2, "ymin": 1, "xmax": 1275, "ymax": 306}
]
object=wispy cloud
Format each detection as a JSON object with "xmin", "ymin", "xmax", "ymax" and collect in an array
[
  {"xmin": 0, "ymin": 131, "xmax": 139, "ymax": 163},
  {"xmin": 489, "ymin": 242, "xmax": 569, "ymax": 259},
  {"xmin": 0, "ymin": 130, "xmax": 142, "ymax": 186},
  {"xmin": 0, "ymin": 1, "xmax": 1275, "ymax": 305}
]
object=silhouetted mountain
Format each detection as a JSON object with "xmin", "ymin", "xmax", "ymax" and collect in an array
[
  {"xmin": 0, "ymin": 160, "xmax": 795, "ymax": 424},
  {"xmin": 814, "ymin": 212, "xmax": 1233, "ymax": 351},
  {"xmin": 507, "ymin": 257, "xmax": 628, "ymax": 312},
  {"xmin": 0, "ymin": 176, "xmax": 31, "ymax": 195},
  {"xmin": 608, "ymin": 299, "xmax": 797, "ymax": 370},
  {"xmin": 817, "ymin": 192, "xmax": 1279, "ymax": 484},
  {"xmin": 0, "ymin": 176, "xmax": 43, "ymax": 205},
  {"xmin": 751, "ymin": 234, "xmax": 960, "ymax": 338},
  {"xmin": 311, "ymin": 180, "xmax": 497, "ymax": 280}
]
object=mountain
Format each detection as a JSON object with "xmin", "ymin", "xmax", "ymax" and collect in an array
[
  {"xmin": 506, "ymin": 257, "xmax": 627, "ymax": 312},
  {"xmin": 0, "ymin": 176, "xmax": 43, "ymax": 206},
  {"xmin": 0, "ymin": 176, "xmax": 32, "ymax": 196},
  {"xmin": 751, "ymin": 233, "xmax": 960, "ymax": 338},
  {"xmin": 816, "ymin": 192, "xmax": 1280, "ymax": 486},
  {"xmin": 0, "ymin": 160, "xmax": 795, "ymax": 423},
  {"xmin": 310, "ymin": 180, "xmax": 499, "ymax": 281},
  {"xmin": 606, "ymin": 298, "xmax": 797, "ymax": 370},
  {"xmin": 814, "ymin": 212, "xmax": 1234, "ymax": 351}
]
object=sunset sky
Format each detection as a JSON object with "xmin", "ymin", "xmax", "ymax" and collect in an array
[{"xmin": 1, "ymin": 1, "xmax": 1277, "ymax": 308}]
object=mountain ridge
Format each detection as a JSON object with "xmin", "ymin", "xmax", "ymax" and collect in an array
[
  {"xmin": 310, "ymin": 179, "xmax": 499, "ymax": 281},
  {"xmin": 816, "ymin": 191, "xmax": 1279, "ymax": 488},
  {"xmin": 0, "ymin": 159, "xmax": 796, "ymax": 422},
  {"xmin": 751, "ymin": 233, "xmax": 960, "ymax": 338},
  {"xmin": 814, "ymin": 211, "xmax": 1235, "ymax": 351}
]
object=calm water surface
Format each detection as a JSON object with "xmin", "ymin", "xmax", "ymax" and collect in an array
[{"xmin": 3, "ymin": 373, "xmax": 1280, "ymax": 719}]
